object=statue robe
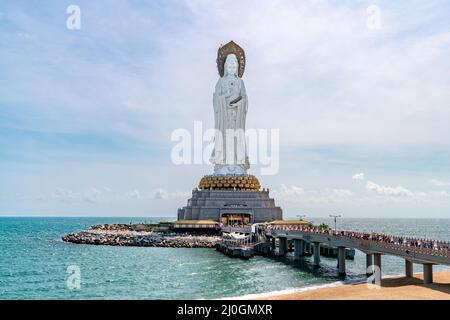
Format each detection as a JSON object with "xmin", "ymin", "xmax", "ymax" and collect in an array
[{"xmin": 211, "ymin": 75, "xmax": 249, "ymax": 168}]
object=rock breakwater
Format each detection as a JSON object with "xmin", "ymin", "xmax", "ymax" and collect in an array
[{"xmin": 62, "ymin": 224, "xmax": 219, "ymax": 248}]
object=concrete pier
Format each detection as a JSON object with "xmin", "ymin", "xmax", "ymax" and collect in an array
[
  {"xmin": 405, "ymin": 260, "xmax": 413, "ymax": 278},
  {"xmin": 304, "ymin": 242, "xmax": 310, "ymax": 254},
  {"xmin": 264, "ymin": 227, "xmax": 449, "ymax": 283},
  {"xmin": 313, "ymin": 242, "xmax": 321, "ymax": 268},
  {"xmin": 374, "ymin": 253, "xmax": 382, "ymax": 283},
  {"xmin": 279, "ymin": 237, "xmax": 288, "ymax": 256},
  {"xmin": 320, "ymin": 245, "xmax": 355, "ymax": 260},
  {"xmin": 338, "ymin": 246, "xmax": 346, "ymax": 275},
  {"xmin": 216, "ymin": 242, "xmax": 254, "ymax": 259},
  {"xmin": 294, "ymin": 239, "xmax": 303, "ymax": 260},
  {"xmin": 423, "ymin": 264, "xmax": 433, "ymax": 284},
  {"xmin": 366, "ymin": 254, "xmax": 373, "ymax": 276}
]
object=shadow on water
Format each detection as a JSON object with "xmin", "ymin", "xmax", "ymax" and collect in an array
[{"xmin": 256, "ymin": 252, "xmax": 360, "ymax": 282}]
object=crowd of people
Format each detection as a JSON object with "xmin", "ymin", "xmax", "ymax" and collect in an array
[{"xmin": 264, "ymin": 224, "xmax": 450, "ymax": 255}]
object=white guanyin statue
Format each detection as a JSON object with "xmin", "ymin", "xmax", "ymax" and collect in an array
[{"xmin": 210, "ymin": 41, "xmax": 250, "ymax": 176}]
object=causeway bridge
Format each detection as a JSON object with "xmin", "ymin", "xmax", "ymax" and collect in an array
[
  {"xmin": 266, "ymin": 226, "xmax": 450, "ymax": 284},
  {"xmin": 218, "ymin": 224, "xmax": 450, "ymax": 285}
]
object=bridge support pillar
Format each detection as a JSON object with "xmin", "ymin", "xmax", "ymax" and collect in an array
[
  {"xmin": 313, "ymin": 242, "xmax": 321, "ymax": 268},
  {"xmin": 405, "ymin": 260, "xmax": 413, "ymax": 278},
  {"xmin": 278, "ymin": 237, "xmax": 288, "ymax": 256},
  {"xmin": 294, "ymin": 239, "xmax": 303, "ymax": 260},
  {"xmin": 366, "ymin": 254, "xmax": 373, "ymax": 276},
  {"xmin": 271, "ymin": 237, "xmax": 276, "ymax": 252},
  {"xmin": 338, "ymin": 247, "xmax": 346, "ymax": 275},
  {"xmin": 423, "ymin": 264, "xmax": 433, "ymax": 284},
  {"xmin": 307, "ymin": 242, "xmax": 312, "ymax": 254},
  {"xmin": 373, "ymin": 253, "xmax": 382, "ymax": 283}
]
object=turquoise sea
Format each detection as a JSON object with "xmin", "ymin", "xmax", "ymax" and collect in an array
[{"xmin": 0, "ymin": 217, "xmax": 449, "ymax": 300}]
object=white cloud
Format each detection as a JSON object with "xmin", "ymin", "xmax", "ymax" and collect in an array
[
  {"xmin": 152, "ymin": 188, "xmax": 190, "ymax": 200},
  {"xmin": 51, "ymin": 187, "xmax": 109, "ymax": 203},
  {"xmin": 366, "ymin": 181, "xmax": 413, "ymax": 197},
  {"xmin": 430, "ymin": 179, "xmax": 450, "ymax": 187},
  {"xmin": 50, "ymin": 186, "xmax": 188, "ymax": 203},
  {"xmin": 430, "ymin": 191, "xmax": 450, "ymax": 198},
  {"xmin": 279, "ymin": 184, "xmax": 305, "ymax": 197},
  {"xmin": 152, "ymin": 188, "xmax": 169, "ymax": 200},
  {"xmin": 83, "ymin": 187, "xmax": 102, "ymax": 203},
  {"xmin": 125, "ymin": 189, "xmax": 141, "ymax": 200},
  {"xmin": 352, "ymin": 173, "xmax": 365, "ymax": 180},
  {"xmin": 51, "ymin": 188, "xmax": 79, "ymax": 202},
  {"xmin": 275, "ymin": 184, "xmax": 353, "ymax": 204},
  {"xmin": 170, "ymin": 191, "xmax": 191, "ymax": 199},
  {"xmin": 308, "ymin": 189, "xmax": 354, "ymax": 204}
]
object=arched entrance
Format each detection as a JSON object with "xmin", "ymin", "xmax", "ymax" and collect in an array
[{"xmin": 221, "ymin": 213, "xmax": 252, "ymax": 226}]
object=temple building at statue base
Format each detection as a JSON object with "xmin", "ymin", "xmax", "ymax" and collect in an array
[{"xmin": 177, "ymin": 175, "xmax": 282, "ymax": 225}]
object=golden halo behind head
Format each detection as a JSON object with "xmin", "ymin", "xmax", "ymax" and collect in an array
[{"xmin": 217, "ymin": 41, "xmax": 246, "ymax": 78}]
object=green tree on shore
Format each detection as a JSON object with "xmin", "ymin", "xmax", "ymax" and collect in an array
[{"xmin": 317, "ymin": 223, "xmax": 331, "ymax": 231}]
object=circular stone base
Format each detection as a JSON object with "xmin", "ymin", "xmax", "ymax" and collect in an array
[{"xmin": 198, "ymin": 175, "xmax": 261, "ymax": 191}]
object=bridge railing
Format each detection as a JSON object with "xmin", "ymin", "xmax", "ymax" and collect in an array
[
  {"xmin": 265, "ymin": 228, "xmax": 450, "ymax": 258},
  {"xmin": 366, "ymin": 240, "xmax": 450, "ymax": 258},
  {"xmin": 347, "ymin": 236, "xmax": 450, "ymax": 258}
]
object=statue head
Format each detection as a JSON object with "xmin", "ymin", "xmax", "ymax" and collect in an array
[{"xmin": 224, "ymin": 54, "xmax": 238, "ymax": 76}]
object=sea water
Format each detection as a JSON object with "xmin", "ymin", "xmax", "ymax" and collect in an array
[{"xmin": 0, "ymin": 217, "xmax": 449, "ymax": 300}]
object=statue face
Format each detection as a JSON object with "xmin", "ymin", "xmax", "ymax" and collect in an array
[{"xmin": 225, "ymin": 54, "xmax": 238, "ymax": 76}]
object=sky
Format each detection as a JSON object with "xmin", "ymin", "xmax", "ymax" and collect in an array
[{"xmin": 1, "ymin": 0, "xmax": 450, "ymax": 218}]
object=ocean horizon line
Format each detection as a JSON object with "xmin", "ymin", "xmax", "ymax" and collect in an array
[{"xmin": 1, "ymin": 215, "xmax": 450, "ymax": 220}]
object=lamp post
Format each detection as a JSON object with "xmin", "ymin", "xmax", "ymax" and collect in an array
[
  {"xmin": 296, "ymin": 214, "xmax": 306, "ymax": 221},
  {"xmin": 329, "ymin": 214, "xmax": 341, "ymax": 234}
]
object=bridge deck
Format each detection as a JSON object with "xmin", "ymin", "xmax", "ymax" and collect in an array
[{"xmin": 266, "ymin": 229, "xmax": 450, "ymax": 266}]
